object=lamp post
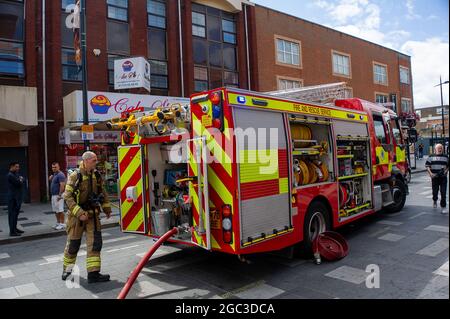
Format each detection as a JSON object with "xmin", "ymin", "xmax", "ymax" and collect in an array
[
  {"xmin": 80, "ymin": 0, "xmax": 90, "ymax": 151},
  {"xmin": 435, "ymin": 76, "xmax": 449, "ymax": 153}
]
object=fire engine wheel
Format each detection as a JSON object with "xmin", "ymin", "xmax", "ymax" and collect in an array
[
  {"xmin": 296, "ymin": 201, "xmax": 330, "ymax": 257},
  {"xmin": 385, "ymin": 179, "xmax": 407, "ymax": 213}
]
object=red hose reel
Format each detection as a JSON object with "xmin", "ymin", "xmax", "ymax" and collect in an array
[{"xmin": 312, "ymin": 231, "xmax": 349, "ymax": 265}]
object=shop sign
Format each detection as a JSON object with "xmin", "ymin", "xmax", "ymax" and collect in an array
[
  {"xmin": 114, "ymin": 57, "xmax": 150, "ymax": 92},
  {"xmin": 69, "ymin": 91, "xmax": 189, "ymax": 123},
  {"xmin": 81, "ymin": 124, "xmax": 94, "ymax": 141},
  {"xmin": 59, "ymin": 130, "xmax": 121, "ymax": 144}
]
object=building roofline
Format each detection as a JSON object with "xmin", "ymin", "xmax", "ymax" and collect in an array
[{"xmin": 254, "ymin": 4, "xmax": 411, "ymax": 59}]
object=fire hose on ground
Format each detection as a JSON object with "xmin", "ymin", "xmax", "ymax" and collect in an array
[{"xmin": 117, "ymin": 226, "xmax": 181, "ymax": 299}]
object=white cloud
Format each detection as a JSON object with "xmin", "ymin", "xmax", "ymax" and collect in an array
[
  {"xmin": 401, "ymin": 38, "xmax": 449, "ymax": 108},
  {"xmin": 405, "ymin": 0, "xmax": 421, "ymax": 20}
]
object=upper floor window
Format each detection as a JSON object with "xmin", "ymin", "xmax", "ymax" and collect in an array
[
  {"xmin": 107, "ymin": 0, "xmax": 128, "ymax": 22},
  {"xmin": 373, "ymin": 62, "xmax": 388, "ymax": 85},
  {"xmin": 400, "ymin": 66, "xmax": 410, "ymax": 84},
  {"xmin": 0, "ymin": 0, "xmax": 25, "ymax": 77},
  {"xmin": 278, "ymin": 78, "xmax": 302, "ymax": 90},
  {"xmin": 62, "ymin": 48, "xmax": 81, "ymax": 81},
  {"xmin": 375, "ymin": 93, "xmax": 388, "ymax": 104},
  {"xmin": 332, "ymin": 51, "xmax": 351, "ymax": 77},
  {"xmin": 401, "ymin": 98, "xmax": 412, "ymax": 113},
  {"xmin": 276, "ymin": 37, "xmax": 301, "ymax": 67},
  {"xmin": 61, "ymin": 0, "xmax": 75, "ymax": 10},
  {"xmin": 147, "ymin": 0, "xmax": 166, "ymax": 29},
  {"xmin": 192, "ymin": 12, "xmax": 206, "ymax": 38}
]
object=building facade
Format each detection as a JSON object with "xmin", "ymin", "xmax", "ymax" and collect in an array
[
  {"xmin": 0, "ymin": 0, "xmax": 415, "ymax": 203},
  {"xmin": 415, "ymin": 105, "xmax": 449, "ymax": 155}
]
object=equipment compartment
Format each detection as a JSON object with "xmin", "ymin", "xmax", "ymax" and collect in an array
[
  {"xmin": 289, "ymin": 115, "xmax": 334, "ymax": 188},
  {"xmin": 146, "ymin": 142, "xmax": 192, "ymax": 241}
]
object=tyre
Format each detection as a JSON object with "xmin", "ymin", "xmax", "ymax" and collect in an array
[
  {"xmin": 385, "ymin": 178, "xmax": 407, "ymax": 213},
  {"xmin": 296, "ymin": 201, "xmax": 330, "ymax": 257}
]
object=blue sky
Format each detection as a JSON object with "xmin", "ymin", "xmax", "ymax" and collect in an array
[{"xmin": 251, "ymin": 0, "xmax": 449, "ymax": 108}]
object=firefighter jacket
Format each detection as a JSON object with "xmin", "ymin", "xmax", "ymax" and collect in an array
[{"xmin": 63, "ymin": 162, "xmax": 112, "ymax": 218}]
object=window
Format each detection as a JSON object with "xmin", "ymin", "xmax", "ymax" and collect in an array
[
  {"xmin": 373, "ymin": 62, "xmax": 388, "ymax": 85},
  {"xmin": 107, "ymin": 20, "xmax": 130, "ymax": 55},
  {"xmin": 0, "ymin": 0, "xmax": 25, "ymax": 77},
  {"xmin": 62, "ymin": 48, "xmax": 81, "ymax": 81},
  {"xmin": 148, "ymin": 28, "xmax": 166, "ymax": 60},
  {"xmin": 375, "ymin": 93, "xmax": 388, "ymax": 104},
  {"xmin": 147, "ymin": 0, "xmax": 166, "ymax": 29},
  {"xmin": 391, "ymin": 119, "xmax": 403, "ymax": 145},
  {"xmin": 149, "ymin": 60, "xmax": 168, "ymax": 89},
  {"xmin": 61, "ymin": 0, "xmax": 75, "ymax": 10},
  {"xmin": 332, "ymin": 51, "xmax": 351, "ymax": 77},
  {"xmin": 192, "ymin": 12, "xmax": 206, "ymax": 38},
  {"xmin": 107, "ymin": 0, "xmax": 128, "ymax": 22},
  {"xmin": 276, "ymin": 38, "xmax": 300, "ymax": 66},
  {"xmin": 401, "ymin": 98, "xmax": 411, "ymax": 113},
  {"xmin": 373, "ymin": 114, "xmax": 387, "ymax": 144},
  {"xmin": 192, "ymin": 3, "xmax": 238, "ymax": 92},
  {"xmin": 400, "ymin": 66, "xmax": 410, "ymax": 84},
  {"xmin": 278, "ymin": 78, "xmax": 302, "ymax": 90}
]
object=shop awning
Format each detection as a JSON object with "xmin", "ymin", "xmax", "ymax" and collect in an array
[{"xmin": 0, "ymin": 85, "xmax": 38, "ymax": 131}]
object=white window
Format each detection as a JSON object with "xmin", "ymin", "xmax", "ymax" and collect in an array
[
  {"xmin": 373, "ymin": 63, "xmax": 388, "ymax": 85},
  {"xmin": 332, "ymin": 52, "xmax": 350, "ymax": 76},
  {"xmin": 192, "ymin": 12, "xmax": 206, "ymax": 38},
  {"xmin": 276, "ymin": 38, "xmax": 300, "ymax": 66},
  {"xmin": 375, "ymin": 94, "xmax": 388, "ymax": 104},
  {"xmin": 401, "ymin": 98, "xmax": 411, "ymax": 113},
  {"xmin": 278, "ymin": 78, "xmax": 302, "ymax": 90},
  {"xmin": 400, "ymin": 66, "xmax": 410, "ymax": 84}
]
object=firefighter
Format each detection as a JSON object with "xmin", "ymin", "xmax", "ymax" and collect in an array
[{"xmin": 62, "ymin": 151, "xmax": 112, "ymax": 283}]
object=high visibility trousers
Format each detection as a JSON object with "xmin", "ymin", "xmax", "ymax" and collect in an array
[{"xmin": 63, "ymin": 213, "xmax": 103, "ymax": 273}]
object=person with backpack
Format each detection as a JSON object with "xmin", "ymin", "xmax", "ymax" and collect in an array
[{"xmin": 61, "ymin": 151, "xmax": 112, "ymax": 283}]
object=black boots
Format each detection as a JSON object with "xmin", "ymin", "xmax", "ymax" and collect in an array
[
  {"xmin": 88, "ymin": 271, "xmax": 110, "ymax": 283},
  {"xmin": 61, "ymin": 271, "xmax": 72, "ymax": 280}
]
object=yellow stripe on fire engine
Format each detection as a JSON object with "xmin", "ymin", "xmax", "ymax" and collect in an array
[
  {"xmin": 227, "ymin": 93, "xmax": 368, "ymax": 123},
  {"xmin": 192, "ymin": 113, "xmax": 232, "ymax": 177},
  {"xmin": 208, "ymin": 166, "xmax": 233, "ymax": 206},
  {"xmin": 279, "ymin": 177, "xmax": 289, "ymax": 194},
  {"xmin": 189, "ymin": 186, "xmax": 205, "ymax": 246},
  {"xmin": 239, "ymin": 149, "xmax": 279, "ymax": 183},
  {"xmin": 120, "ymin": 154, "xmax": 141, "ymax": 189}
]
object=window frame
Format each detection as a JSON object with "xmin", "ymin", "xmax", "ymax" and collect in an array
[
  {"xmin": 61, "ymin": 47, "xmax": 81, "ymax": 82},
  {"xmin": 399, "ymin": 66, "xmax": 410, "ymax": 85},
  {"xmin": 147, "ymin": 0, "xmax": 166, "ymax": 30},
  {"xmin": 375, "ymin": 92, "xmax": 389, "ymax": 104},
  {"xmin": 276, "ymin": 75, "xmax": 303, "ymax": 90},
  {"xmin": 401, "ymin": 98, "xmax": 412, "ymax": 113},
  {"xmin": 331, "ymin": 50, "xmax": 352, "ymax": 78},
  {"xmin": 192, "ymin": 11, "xmax": 206, "ymax": 38},
  {"xmin": 373, "ymin": 61, "xmax": 388, "ymax": 86},
  {"xmin": 149, "ymin": 59, "xmax": 168, "ymax": 90},
  {"xmin": 373, "ymin": 113, "xmax": 388, "ymax": 144},
  {"xmin": 274, "ymin": 35, "xmax": 302, "ymax": 69},
  {"xmin": 106, "ymin": 0, "xmax": 129, "ymax": 22}
]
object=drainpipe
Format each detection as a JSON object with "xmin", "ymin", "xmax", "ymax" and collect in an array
[
  {"xmin": 178, "ymin": 0, "xmax": 185, "ymax": 97},
  {"xmin": 42, "ymin": 0, "xmax": 50, "ymax": 201},
  {"xmin": 244, "ymin": 3, "xmax": 251, "ymax": 90}
]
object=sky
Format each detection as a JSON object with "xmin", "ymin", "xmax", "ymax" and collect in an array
[{"xmin": 251, "ymin": 0, "xmax": 449, "ymax": 109}]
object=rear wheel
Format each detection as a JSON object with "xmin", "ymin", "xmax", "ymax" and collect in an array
[
  {"xmin": 296, "ymin": 201, "xmax": 330, "ymax": 257},
  {"xmin": 385, "ymin": 179, "xmax": 407, "ymax": 213}
]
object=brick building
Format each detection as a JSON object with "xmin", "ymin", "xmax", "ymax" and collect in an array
[{"xmin": 0, "ymin": 0, "xmax": 415, "ymax": 203}]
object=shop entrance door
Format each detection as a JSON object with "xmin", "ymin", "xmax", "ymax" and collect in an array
[{"xmin": 0, "ymin": 147, "xmax": 30, "ymax": 205}]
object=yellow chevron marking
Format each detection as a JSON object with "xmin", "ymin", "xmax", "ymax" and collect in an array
[
  {"xmin": 120, "ymin": 156, "xmax": 141, "ymax": 189},
  {"xmin": 208, "ymin": 166, "xmax": 233, "ymax": 206},
  {"xmin": 211, "ymin": 234, "xmax": 220, "ymax": 249}
]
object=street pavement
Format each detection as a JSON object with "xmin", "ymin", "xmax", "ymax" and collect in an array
[{"xmin": 0, "ymin": 171, "xmax": 448, "ymax": 299}]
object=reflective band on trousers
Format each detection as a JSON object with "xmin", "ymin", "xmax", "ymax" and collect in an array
[
  {"xmin": 86, "ymin": 256, "xmax": 101, "ymax": 268},
  {"xmin": 63, "ymin": 256, "xmax": 76, "ymax": 266}
]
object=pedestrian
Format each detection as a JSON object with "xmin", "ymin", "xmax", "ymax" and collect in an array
[
  {"xmin": 418, "ymin": 143, "xmax": 424, "ymax": 159},
  {"xmin": 49, "ymin": 162, "xmax": 66, "ymax": 230},
  {"xmin": 6, "ymin": 162, "xmax": 25, "ymax": 236},
  {"xmin": 425, "ymin": 144, "xmax": 449, "ymax": 214},
  {"xmin": 62, "ymin": 151, "xmax": 112, "ymax": 283}
]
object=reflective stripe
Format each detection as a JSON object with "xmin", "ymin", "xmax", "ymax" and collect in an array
[
  {"xmin": 72, "ymin": 205, "xmax": 81, "ymax": 216},
  {"xmin": 65, "ymin": 185, "xmax": 74, "ymax": 192},
  {"xmin": 63, "ymin": 256, "xmax": 76, "ymax": 266},
  {"xmin": 102, "ymin": 203, "xmax": 111, "ymax": 208}
]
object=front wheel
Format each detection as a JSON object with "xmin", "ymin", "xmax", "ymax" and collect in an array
[
  {"xmin": 385, "ymin": 179, "xmax": 407, "ymax": 213},
  {"xmin": 296, "ymin": 201, "xmax": 330, "ymax": 257}
]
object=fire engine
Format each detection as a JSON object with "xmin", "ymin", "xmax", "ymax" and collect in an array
[{"xmin": 108, "ymin": 87, "xmax": 409, "ymax": 257}]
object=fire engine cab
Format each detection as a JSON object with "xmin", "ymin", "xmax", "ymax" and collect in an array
[{"xmin": 111, "ymin": 87, "xmax": 408, "ymax": 256}]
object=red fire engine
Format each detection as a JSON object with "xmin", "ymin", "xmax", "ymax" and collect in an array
[{"xmin": 110, "ymin": 87, "xmax": 408, "ymax": 257}]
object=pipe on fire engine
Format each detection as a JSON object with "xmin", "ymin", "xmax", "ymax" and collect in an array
[{"xmin": 117, "ymin": 227, "xmax": 179, "ymax": 299}]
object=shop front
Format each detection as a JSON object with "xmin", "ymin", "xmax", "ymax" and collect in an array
[{"xmin": 61, "ymin": 90, "xmax": 190, "ymax": 199}]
